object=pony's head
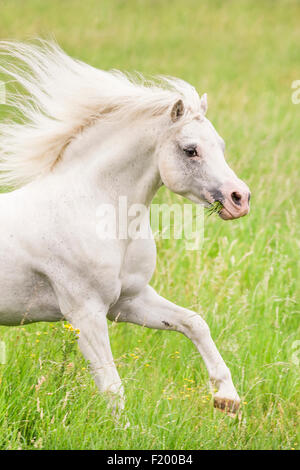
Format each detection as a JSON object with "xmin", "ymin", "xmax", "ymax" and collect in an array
[{"xmin": 158, "ymin": 95, "xmax": 250, "ymax": 220}]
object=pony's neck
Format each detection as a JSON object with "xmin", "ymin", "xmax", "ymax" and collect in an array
[{"xmin": 56, "ymin": 118, "xmax": 163, "ymax": 207}]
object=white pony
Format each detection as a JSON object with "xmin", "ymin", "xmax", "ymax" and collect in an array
[{"xmin": 0, "ymin": 41, "xmax": 250, "ymax": 414}]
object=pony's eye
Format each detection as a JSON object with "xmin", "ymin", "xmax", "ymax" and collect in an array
[{"xmin": 184, "ymin": 147, "xmax": 198, "ymax": 157}]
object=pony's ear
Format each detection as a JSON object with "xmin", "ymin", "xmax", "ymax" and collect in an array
[
  {"xmin": 200, "ymin": 93, "xmax": 208, "ymax": 115},
  {"xmin": 171, "ymin": 99, "xmax": 184, "ymax": 122}
]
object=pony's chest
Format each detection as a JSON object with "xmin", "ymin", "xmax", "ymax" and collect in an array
[{"xmin": 119, "ymin": 237, "xmax": 156, "ymax": 298}]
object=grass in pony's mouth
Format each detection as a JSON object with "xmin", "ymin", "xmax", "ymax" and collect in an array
[{"xmin": 205, "ymin": 200, "xmax": 223, "ymax": 217}]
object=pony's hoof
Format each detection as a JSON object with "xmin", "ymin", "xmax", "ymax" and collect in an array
[{"xmin": 213, "ymin": 396, "xmax": 240, "ymax": 417}]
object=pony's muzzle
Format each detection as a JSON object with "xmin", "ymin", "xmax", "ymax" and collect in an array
[{"xmin": 218, "ymin": 180, "xmax": 251, "ymax": 220}]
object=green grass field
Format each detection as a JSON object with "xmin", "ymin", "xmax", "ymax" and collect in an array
[{"xmin": 0, "ymin": 0, "xmax": 299, "ymax": 450}]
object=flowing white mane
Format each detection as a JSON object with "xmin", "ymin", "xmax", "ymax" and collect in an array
[{"xmin": 0, "ymin": 40, "xmax": 201, "ymax": 188}]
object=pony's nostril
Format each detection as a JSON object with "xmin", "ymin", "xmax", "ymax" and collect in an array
[{"xmin": 231, "ymin": 191, "xmax": 242, "ymax": 206}]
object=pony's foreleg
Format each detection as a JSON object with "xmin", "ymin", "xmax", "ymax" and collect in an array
[
  {"xmin": 67, "ymin": 308, "xmax": 124, "ymax": 412},
  {"xmin": 109, "ymin": 285, "xmax": 240, "ymax": 414}
]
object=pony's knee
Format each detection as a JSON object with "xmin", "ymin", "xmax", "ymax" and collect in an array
[{"xmin": 181, "ymin": 313, "xmax": 210, "ymax": 341}]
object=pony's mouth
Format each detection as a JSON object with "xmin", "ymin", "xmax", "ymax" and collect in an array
[
  {"xmin": 198, "ymin": 185, "xmax": 250, "ymax": 220},
  {"xmin": 205, "ymin": 181, "xmax": 251, "ymax": 220},
  {"xmin": 206, "ymin": 199, "xmax": 247, "ymax": 220},
  {"xmin": 205, "ymin": 200, "xmax": 224, "ymax": 216},
  {"xmin": 218, "ymin": 205, "xmax": 236, "ymax": 220}
]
